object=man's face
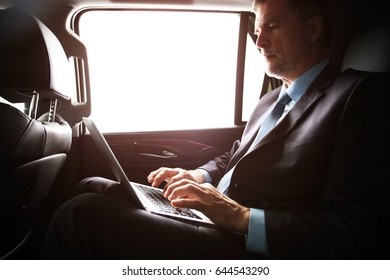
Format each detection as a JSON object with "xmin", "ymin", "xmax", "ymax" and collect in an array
[{"xmin": 253, "ymin": 0, "xmax": 314, "ymax": 84}]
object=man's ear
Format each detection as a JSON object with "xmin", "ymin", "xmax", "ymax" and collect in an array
[{"xmin": 306, "ymin": 15, "xmax": 324, "ymax": 42}]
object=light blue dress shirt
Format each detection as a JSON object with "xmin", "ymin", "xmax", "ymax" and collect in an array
[{"xmin": 199, "ymin": 60, "xmax": 329, "ymax": 255}]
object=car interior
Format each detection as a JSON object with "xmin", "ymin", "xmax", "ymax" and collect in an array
[{"xmin": 0, "ymin": 0, "xmax": 389, "ymax": 259}]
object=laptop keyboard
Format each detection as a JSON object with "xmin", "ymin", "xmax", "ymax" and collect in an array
[{"xmin": 134, "ymin": 184, "xmax": 201, "ymax": 220}]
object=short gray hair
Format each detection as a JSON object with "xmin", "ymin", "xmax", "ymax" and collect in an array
[{"xmin": 252, "ymin": 0, "xmax": 331, "ymax": 45}]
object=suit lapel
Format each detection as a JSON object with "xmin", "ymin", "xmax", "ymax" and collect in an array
[
  {"xmin": 244, "ymin": 64, "xmax": 338, "ymax": 154},
  {"xmin": 226, "ymin": 87, "xmax": 281, "ymax": 170}
]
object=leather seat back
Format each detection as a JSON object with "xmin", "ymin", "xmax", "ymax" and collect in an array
[
  {"xmin": 342, "ymin": 22, "xmax": 390, "ymax": 73},
  {"xmin": 0, "ymin": 8, "xmax": 72, "ymax": 258},
  {"xmin": 340, "ymin": 20, "xmax": 390, "ymax": 258}
]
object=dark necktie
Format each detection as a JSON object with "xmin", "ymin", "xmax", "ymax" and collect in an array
[
  {"xmin": 217, "ymin": 90, "xmax": 292, "ymax": 194},
  {"xmin": 256, "ymin": 90, "xmax": 292, "ymax": 140}
]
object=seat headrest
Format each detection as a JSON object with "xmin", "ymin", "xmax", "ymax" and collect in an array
[
  {"xmin": 0, "ymin": 8, "xmax": 73, "ymax": 103},
  {"xmin": 342, "ymin": 22, "xmax": 390, "ymax": 73}
]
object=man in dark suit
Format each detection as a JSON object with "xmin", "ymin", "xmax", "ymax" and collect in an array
[{"xmin": 43, "ymin": 0, "xmax": 389, "ymax": 259}]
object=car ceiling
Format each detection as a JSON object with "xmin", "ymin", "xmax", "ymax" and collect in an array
[
  {"xmin": 0, "ymin": 0, "xmax": 252, "ymax": 11},
  {"xmin": 0, "ymin": 0, "xmax": 387, "ymax": 15}
]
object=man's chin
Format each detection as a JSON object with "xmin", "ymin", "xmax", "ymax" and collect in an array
[{"xmin": 265, "ymin": 69, "xmax": 282, "ymax": 80}]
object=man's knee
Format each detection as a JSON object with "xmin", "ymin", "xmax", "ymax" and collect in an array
[{"xmin": 73, "ymin": 177, "xmax": 122, "ymax": 197}]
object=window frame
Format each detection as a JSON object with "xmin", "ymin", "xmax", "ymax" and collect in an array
[{"xmin": 71, "ymin": 8, "xmax": 270, "ymax": 131}]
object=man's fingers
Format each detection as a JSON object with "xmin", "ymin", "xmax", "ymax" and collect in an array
[
  {"xmin": 167, "ymin": 182, "xmax": 208, "ymax": 201},
  {"xmin": 163, "ymin": 179, "xmax": 198, "ymax": 198},
  {"xmin": 147, "ymin": 168, "xmax": 177, "ymax": 187},
  {"xmin": 170, "ymin": 197, "xmax": 203, "ymax": 211}
]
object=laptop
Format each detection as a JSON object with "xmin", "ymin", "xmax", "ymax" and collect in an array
[{"xmin": 82, "ymin": 117, "xmax": 215, "ymax": 227}]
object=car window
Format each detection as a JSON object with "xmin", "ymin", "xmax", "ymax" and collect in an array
[
  {"xmin": 243, "ymin": 33, "xmax": 265, "ymax": 122},
  {"xmin": 0, "ymin": 96, "xmax": 26, "ymax": 113},
  {"xmin": 78, "ymin": 10, "xmax": 265, "ymax": 132}
]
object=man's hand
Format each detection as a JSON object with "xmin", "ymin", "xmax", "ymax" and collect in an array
[
  {"xmin": 147, "ymin": 167, "xmax": 205, "ymax": 189},
  {"xmin": 164, "ymin": 179, "xmax": 250, "ymax": 234}
]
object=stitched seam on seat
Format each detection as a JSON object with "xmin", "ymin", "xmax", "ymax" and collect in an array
[{"xmin": 8, "ymin": 119, "xmax": 45, "ymax": 169}]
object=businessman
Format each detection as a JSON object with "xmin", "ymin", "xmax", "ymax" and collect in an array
[{"xmin": 43, "ymin": 0, "xmax": 389, "ymax": 259}]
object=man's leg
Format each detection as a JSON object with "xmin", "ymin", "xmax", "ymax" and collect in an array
[
  {"xmin": 71, "ymin": 176, "xmax": 123, "ymax": 197},
  {"xmin": 42, "ymin": 193, "xmax": 253, "ymax": 259}
]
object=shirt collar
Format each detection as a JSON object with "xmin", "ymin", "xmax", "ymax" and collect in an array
[{"xmin": 282, "ymin": 59, "xmax": 330, "ymax": 102}]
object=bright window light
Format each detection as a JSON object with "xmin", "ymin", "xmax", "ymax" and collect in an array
[
  {"xmin": 78, "ymin": 11, "xmax": 240, "ymax": 132},
  {"xmin": 0, "ymin": 96, "xmax": 25, "ymax": 112},
  {"xmin": 242, "ymin": 34, "xmax": 265, "ymax": 122}
]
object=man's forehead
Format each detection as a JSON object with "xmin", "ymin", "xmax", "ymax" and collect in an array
[{"xmin": 253, "ymin": 0, "xmax": 295, "ymax": 24}]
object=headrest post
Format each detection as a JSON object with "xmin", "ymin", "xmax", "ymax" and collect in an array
[
  {"xmin": 48, "ymin": 99, "xmax": 58, "ymax": 122},
  {"xmin": 28, "ymin": 91, "xmax": 39, "ymax": 119}
]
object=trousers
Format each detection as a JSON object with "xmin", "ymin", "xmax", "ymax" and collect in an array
[{"xmin": 42, "ymin": 177, "xmax": 260, "ymax": 260}]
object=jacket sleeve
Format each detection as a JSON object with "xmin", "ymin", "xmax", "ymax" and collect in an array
[{"xmin": 197, "ymin": 140, "xmax": 241, "ymax": 185}]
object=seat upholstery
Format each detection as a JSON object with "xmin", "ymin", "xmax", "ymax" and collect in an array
[
  {"xmin": 342, "ymin": 21, "xmax": 390, "ymax": 73},
  {"xmin": 0, "ymin": 8, "xmax": 72, "ymax": 258},
  {"xmin": 340, "ymin": 21, "xmax": 390, "ymax": 258}
]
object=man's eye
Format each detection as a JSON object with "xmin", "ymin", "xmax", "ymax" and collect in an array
[
  {"xmin": 254, "ymin": 22, "xmax": 279, "ymax": 34},
  {"xmin": 268, "ymin": 22, "xmax": 278, "ymax": 28}
]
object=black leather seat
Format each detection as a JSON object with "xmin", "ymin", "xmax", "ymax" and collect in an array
[
  {"xmin": 342, "ymin": 21, "xmax": 390, "ymax": 73},
  {"xmin": 340, "ymin": 21, "xmax": 390, "ymax": 258},
  {"xmin": 0, "ymin": 8, "xmax": 73, "ymax": 258}
]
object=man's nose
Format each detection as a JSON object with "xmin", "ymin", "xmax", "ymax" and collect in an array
[{"xmin": 255, "ymin": 30, "xmax": 269, "ymax": 49}]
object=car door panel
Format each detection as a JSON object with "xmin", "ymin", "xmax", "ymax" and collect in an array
[{"xmin": 82, "ymin": 126, "xmax": 245, "ymax": 185}]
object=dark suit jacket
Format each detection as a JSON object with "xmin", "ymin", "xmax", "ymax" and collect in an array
[{"xmin": 199, "ymin": 64, "xmax": 390, "ymax": 259}]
